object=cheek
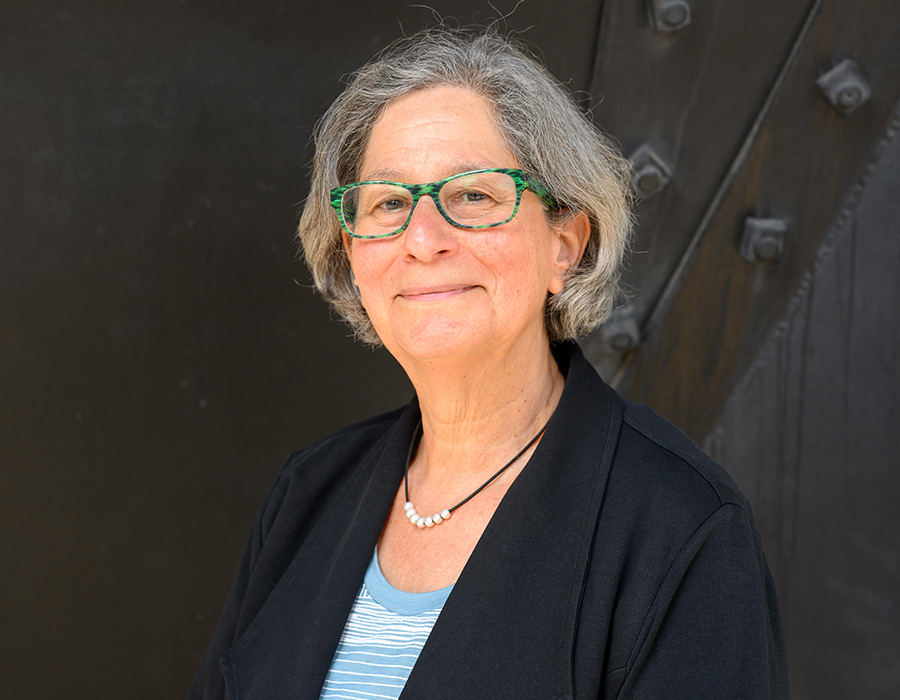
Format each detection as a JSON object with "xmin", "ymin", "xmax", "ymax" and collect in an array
[
  {"xmin": 349, "ymin": 243, "xmax": 391, "ymax": 286},
  {"xmin": 480, "ymin": 249, "xmax": 554, "ymax": 321},
  {"xmin": 490, "ymin": 231, "xmax": 556, "ymax": 292},
  {"xmin": 348, "ymin": 246, "xmax": 398, "ymax": 322},
  {"xmin": 352, "ymin": 264, "xmax": 382, "ymax": 309}
]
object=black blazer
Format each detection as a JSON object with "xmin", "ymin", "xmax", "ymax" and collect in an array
[{"xmin": 189, "ymin": 343, "xmax": 789, "ymax": 699}]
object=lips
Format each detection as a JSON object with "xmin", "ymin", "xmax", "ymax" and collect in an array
[{"xmin": 397, "ymin": 284, "xmax": 477, "ymax": 301}]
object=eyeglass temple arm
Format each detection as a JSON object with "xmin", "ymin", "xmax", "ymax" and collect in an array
[{"xmin": 525, "ymin": 175, "xmax": 560, "ymax": 209}]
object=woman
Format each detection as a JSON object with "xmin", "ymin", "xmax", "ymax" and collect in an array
[{"xmin": 190, "ymin": 28, "xmax": 788, "ymax": 699}]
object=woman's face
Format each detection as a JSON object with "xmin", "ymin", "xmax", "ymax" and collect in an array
[{"xmin": 344, "ymin": 85, "xmax": 586, "ymax": 366}]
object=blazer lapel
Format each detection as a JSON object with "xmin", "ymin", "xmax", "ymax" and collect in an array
[
  {"xmin": 219, "ymin": 401, "xmax": 420, "ymax": 700},
  {"xmin": 219, "ymin": 343, "xmax": 622, "ymax": 700},
  {"xmin": 402, "ymin": 344, "xmax": 624, "ymax": 699}
]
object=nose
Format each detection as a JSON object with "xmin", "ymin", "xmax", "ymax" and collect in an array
[{"xmin": 401, "ymin": 194, "xmax": 458, "ymax": 261}]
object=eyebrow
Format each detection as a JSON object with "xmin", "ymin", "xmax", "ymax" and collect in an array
[{"xmin": 359, "ymin": 162, "xmax": 499, "ymax": 183}]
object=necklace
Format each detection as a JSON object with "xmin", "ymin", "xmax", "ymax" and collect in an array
[{"xmin": 402, "ymin": 418, "xmax": 550, "ymax": 528}]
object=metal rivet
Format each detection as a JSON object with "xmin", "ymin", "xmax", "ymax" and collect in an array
[
  {"xmin": 610, "ymin": 332, "xmax": 636, "ymax": 352},
  {"xmin": 628, "ymin": 144, "xmax": 671, "ymax": 199},
  {"xmin": 816, "ymin": 59, "xmax": 871, "ymax": 115},
  {"xmin": 648, "ymin": 0, "xmax": 692, "ymax": 32},
  {"xmin": 838, "ymin": 87, "xmax": 862, "ymax": 108},
  {"xmin": 739, "ymin": 217, "xmax": 788, "ymax": 264},
  {"xmin": 597, "ymin": 304, "xmax": 640, "ymax": 354},
  {"xmin": 635, "ymin": 169, "xmax": 661, "ymax": 194}
]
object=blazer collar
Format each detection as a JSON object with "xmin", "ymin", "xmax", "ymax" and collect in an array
[
  {"xmin": 221, "ymin": 342, "xmax": 623, "ymax": 699},
  {"xmin": 220, "ymin": 400, "xmax": 420, "ymax": 700},
  {"xmin": 403, "ymin": 342, "xmax": 623, "ymax": 698}
]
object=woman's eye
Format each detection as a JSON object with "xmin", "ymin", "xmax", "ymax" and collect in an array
[
  {"xmin": 455, "ymin": 189, "xmax": 495, "ymax": 204},
  {"xmin": 373, "ymin": 196, "xmax": 410, "ymax": 213}
]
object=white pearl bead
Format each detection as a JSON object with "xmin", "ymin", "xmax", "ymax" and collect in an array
[{"xmin": 404, "ymin": 502, "xmax": 452, "ymax": 527}]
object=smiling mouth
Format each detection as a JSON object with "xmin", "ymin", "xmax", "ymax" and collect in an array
[{"xmin": 397, "ymin": 285, "xmax": 476, "ymax": 301}]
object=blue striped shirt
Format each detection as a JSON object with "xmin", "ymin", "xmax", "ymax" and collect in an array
[{"xmin": 318, "ymin": 550, "xmax": 453, "ymax": 699}]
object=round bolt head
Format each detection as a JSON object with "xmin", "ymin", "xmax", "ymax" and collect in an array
[
  {"xmin": 597, "ymin": 304, "xmax": 640, "ymax": 355},
  {"xmin": 634, "ymin": 167, "xmax": 661, "ymax": 196},
  {"xmin": 754, "ymin": 238, "xmax": 781, "ymax": 263},
  {"xmin": 740, "ymin": 217, "xmax": 787, "ymax": 264},
  {"xmin": 662, "ymin": 2, "xmax": 689, "ymax": 28},
  {"xmin": 816, "ymin": 59, "xmax": 871, "ymax": 115},
  {"xmin": 610, "ymin": 332, "xmax": 637, "ymax": 352},
  {"xmin": 628, "ymin": 144, "xmax": 672, "ymax": 199},
  {"xmin": 838, "ymin": 86, "xmax": 862, "ymax": 109},
  {"xmin": 651, "ymin": 0, "xmax": 692, "ymax": 32}
]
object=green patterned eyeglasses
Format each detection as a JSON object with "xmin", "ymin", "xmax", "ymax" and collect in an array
[{"xmin": 329, "ymin": 168, "xmax": 559, "ymax": 239}]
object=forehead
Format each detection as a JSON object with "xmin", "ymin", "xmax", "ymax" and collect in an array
[{"xmin": 359, "ymin": 85, "xmax": 517, "ymax": 181}]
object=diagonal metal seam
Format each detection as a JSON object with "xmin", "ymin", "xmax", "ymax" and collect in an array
[
  {"xmin": 705, "ymin": 97, "xmax": 900, "ymax": 423},
  {"xmin": 584, "ymin": 0, "xmax": 609, "ymax": 111},
  {"xmin": 608, "ymin": 0, "xmax": 826, "ymax": 391}
]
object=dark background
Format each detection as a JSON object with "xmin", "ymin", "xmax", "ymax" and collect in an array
[{"xmin": 2, "ymin": 1, "xmax": 897, "ymax": 698}]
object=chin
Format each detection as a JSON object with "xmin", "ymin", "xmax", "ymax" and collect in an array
[{"xmin": 382, "ymin": 316, "xmax": 491, "ymax": 364}]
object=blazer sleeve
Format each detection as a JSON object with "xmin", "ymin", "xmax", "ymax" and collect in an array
[
  {"xmin": 615, "ymin": 503, "xmax": 790, "ymax": 699},
  {"xmin": 186, "ymin": 468, "xmax": 291, "ymax": 700}
]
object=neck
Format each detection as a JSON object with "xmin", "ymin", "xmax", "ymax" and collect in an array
[{"xmin": 397, "ymin": 335, "xmax": 565, "ymax": 483}]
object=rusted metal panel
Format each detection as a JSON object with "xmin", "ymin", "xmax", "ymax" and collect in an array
[{"xmin": 705, "ymin": 108, "xmax": 900, "ymax": 698}]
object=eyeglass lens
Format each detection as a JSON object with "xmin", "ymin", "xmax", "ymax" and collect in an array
[{"xmin": 341, "ymin": 171, "xmax": 519, "ymax": 237}]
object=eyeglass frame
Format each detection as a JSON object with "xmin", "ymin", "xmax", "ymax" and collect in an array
[{"xmin": 329, "ymin": 168, "xmax": 560, "ymax": 239}]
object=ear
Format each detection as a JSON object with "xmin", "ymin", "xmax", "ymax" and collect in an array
[{"xmin": 548, "ymin": 211, "xmax": 590, "ymax": 295}]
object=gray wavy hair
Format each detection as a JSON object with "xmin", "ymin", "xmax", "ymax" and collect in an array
[{"xmin": 297, "ymin": 27, "xmax": 633, "ymax": 345}]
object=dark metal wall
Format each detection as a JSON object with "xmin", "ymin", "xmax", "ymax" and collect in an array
[
  {"xmin": 0, "ymin": 2, "xmax": 600, "ymax": 698},
  {"xmin": 588, "ymin": 3, "xmax": 900, "ymax": 697},
  {"xmin": 704, "ymin": 111, "xmax": 900, "ymax": 697},
  {"xmin": 2, "ymin": 1, "xmax": 898, "ymax": 698}
]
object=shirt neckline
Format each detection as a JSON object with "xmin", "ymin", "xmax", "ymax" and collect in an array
[{"xmin": 365, "ymin": 549, "xmax": 454, "ymax": 615}]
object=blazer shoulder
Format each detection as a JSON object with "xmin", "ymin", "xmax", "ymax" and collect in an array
[
  {"xmin": 618, "ymin": 400, "xmax": 750, "ymax": 513},
  {"xmin": 256, "ymin": 405, "xmax": 408, "ymax": 540},
  {"xmin": 282, "ymin": 405, "xmax": 407, "ymax": 473}
]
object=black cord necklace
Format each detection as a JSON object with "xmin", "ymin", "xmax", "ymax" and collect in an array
[{"xmin": 402, "ymin": 417, "xmax": 550, "ymax": 528}]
